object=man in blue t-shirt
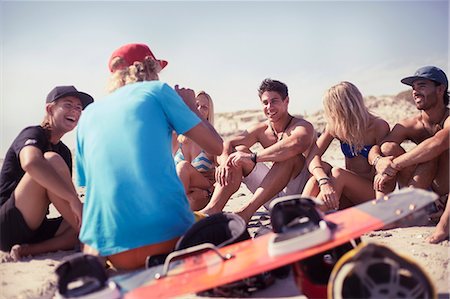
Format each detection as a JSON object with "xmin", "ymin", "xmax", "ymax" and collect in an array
[{"xmin": 76, "ymin": 43, "xmax": 223, "ymax": 269}]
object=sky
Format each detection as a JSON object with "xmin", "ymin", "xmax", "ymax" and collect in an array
[{"xmin": 0, "ymin": 0, "xmax": 449, "ymax": 157}]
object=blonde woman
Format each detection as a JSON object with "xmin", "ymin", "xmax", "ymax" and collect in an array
[
  {"xmin": 76, "ymin": 43, "xmax": 223, "ymax": 270},
  {"xmin": 173, "ymin": 91, "xmax": 218, "ymax": 211},
  {"xmin": 302, "ymin": 81, "xmax": 390, "ymax": 211}
]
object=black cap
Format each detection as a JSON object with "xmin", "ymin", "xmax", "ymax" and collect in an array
[{"xmin": 46, "ymin": 86, "xmax": 94, "ymax": 110}]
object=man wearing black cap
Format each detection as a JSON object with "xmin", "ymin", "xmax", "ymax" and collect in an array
[
  {"xmin": 369, "ymin": 66, "xmax": 449, "ymax": 243},
  {"xmin": 0, "ymin": 86, "xmax": 94, "ymax": 260}
]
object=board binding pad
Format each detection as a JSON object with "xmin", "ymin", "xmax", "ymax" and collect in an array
[
  {"xmin": 268, "ymin": 195, "xmax": 334, "ymax": 257},
  {"xmin": 328, "ymin": 242, "xmax": 436, "ymax": 298},
  {"xmin": 123, "ymin": 188, "xmax": 437, "ymax": 298},
  {"xmin": 54, "ymin": 253, "xmax": 121, "ymax": 299}
]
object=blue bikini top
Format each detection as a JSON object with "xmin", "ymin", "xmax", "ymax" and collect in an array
[
  {"xmin": 174, "ymin": 144, "xmax": 214, "ymax": 172},
  {"xmin": 340, "ymin": 142, "xmax": 373, "ymax": 159}
]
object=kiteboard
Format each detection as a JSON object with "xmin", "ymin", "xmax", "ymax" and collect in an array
[{"xmin": 121, "ymin": 188, "xmax": 436, "ymax": 298}]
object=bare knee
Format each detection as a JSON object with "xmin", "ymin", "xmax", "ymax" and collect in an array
[
  {"xmin": 44, "ymin": 152, "xmax": 70, "ymax": 175},
  {"xmin": 380, "ymin": 142, "xmax": 404, "ymax": 157},
  {"xmin": 330, "ymin": 167, "xmax": 345, "ymax": 179},
  {"xmin": 44, "ymin": 151, "xmax": 65, "ymax": 163}
]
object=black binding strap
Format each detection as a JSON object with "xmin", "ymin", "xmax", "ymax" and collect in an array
[{"xmin": 56, "ymin": 254, "xmax": 107, "ymax": 297}]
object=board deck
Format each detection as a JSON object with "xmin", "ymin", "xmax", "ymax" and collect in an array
[{"xmin": 121, "ymin": 188, "xmax": 436, "ymax": 298}]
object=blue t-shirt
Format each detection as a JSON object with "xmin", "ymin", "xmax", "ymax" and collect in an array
[{"xmin": 76, "ymin": 81, "xmax": 201, "ymax": 256}]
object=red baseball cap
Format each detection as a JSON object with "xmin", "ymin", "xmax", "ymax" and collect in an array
[{"xmin": 108, "ymin": 43, "xmax": 168, "ymax": 73}]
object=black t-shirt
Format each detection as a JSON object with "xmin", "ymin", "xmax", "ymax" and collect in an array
[{"xmin": 0, "ymin": 126, "xmax": 72, "ymax": 206}]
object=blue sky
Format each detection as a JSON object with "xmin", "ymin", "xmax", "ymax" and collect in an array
[{"xmin": 0, "ymin": 0, "xmax": 448, "ymax": 156}]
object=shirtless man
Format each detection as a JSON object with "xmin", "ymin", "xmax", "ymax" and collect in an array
[
  {"xmin": 369, "ymin": 66, "xmax": 449, "ymax": 243},
  {"xmin": 201, "ymin": 78, "xmax": 315, "ymax": 223}
]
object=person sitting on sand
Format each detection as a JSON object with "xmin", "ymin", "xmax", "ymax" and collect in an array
[
  {"xmin": 76, "ymin": 43, "xmax": 223, "ymax": 270},
  {"xmin": 369, "ymin": 66, "xmax": 449, "ymax": 243},
  {"xmin": 0, "ymin": 86, "xmax": 93, "ymax": 260},
  {"xmin": 302, "ymin": 82, "xmax": 390, "ymax": 211},
  {"xmin": 201, "ymin": 78, "xmax": 315, "ymax": 223},
  {"xmin": 173, "ymin": 91, "xmax": 218, "ymax": 211}
]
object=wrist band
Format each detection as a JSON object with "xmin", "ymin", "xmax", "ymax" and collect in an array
[
  {"xmin": 372, "ymin": 155, "xmax": 382, "ymax": 167},
  {"xmin": 318, "ymin": 177, "xmax": 330, "ymax": 182},
  {"xmin": 250, "ymin": 152, "xmax": 257, "ymax": 164},
  {"xmin": 318, "ymin": 180, "xmax": 330, "ymax": 187}
]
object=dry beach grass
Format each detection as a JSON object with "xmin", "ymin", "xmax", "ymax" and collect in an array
[{"xmin": 0, "ymin": 91, "xmax": 448, "ymax": 298}]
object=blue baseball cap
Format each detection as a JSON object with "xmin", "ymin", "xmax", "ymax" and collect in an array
[{"xmin": 401, "ymin": 66, "xmax": 448, "ymax": 89}]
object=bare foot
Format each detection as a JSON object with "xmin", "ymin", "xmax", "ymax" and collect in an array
[
  {"xmin": 9, "ymin": 244, "xmax": 30, "ymax": 261},
  {"xmin": 426, "ymin": 227, "xmax": 449, "ymax": 244}
]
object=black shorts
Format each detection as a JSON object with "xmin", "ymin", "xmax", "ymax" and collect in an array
[{"xmin": 0, "ymin": 193, "xmax": 63, "ymax": 251}]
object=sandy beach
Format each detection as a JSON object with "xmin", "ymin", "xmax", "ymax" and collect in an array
[
  {"xmin": 0, "ymin": 92, "xmax": 449, "ymax": 298},
  {"xmin": 1, "ymin": 185, "xmax": 448, "ymax": 299}
]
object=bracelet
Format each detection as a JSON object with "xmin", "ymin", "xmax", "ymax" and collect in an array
[
  {"xmin": 250, "ymin": 152, "xmax": 257, "ymax": 164},
  {"xmin": 318, "ymin": 177, "xmax": 330, "ymax": 183},
  {"xmin": 372, "ymin": 155, "xmax": 382, "ymax": 167},
  {"xmin": 311, "ymin": 166, "xmax": 323, "ymax": 172},
  {"xmin": 318, "ymin": 180, "xmax": 330, "ymax": 187}
]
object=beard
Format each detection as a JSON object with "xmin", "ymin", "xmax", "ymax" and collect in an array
[{"xmin": 414, "ymin": 92, "xmax": 439, "ymax": 111}]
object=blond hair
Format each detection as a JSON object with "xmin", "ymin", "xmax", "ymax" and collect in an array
[
  {"xmin": 196, "ymin": 91, "xmax": 214, "ymax": 125},
  {"xmin": 323, "ymin": 81, "xmax": 371, "ymax": 152},
  {"xmin": 177, "ymin": 91, "xmax": 215, "ymax": 144},
  {"xmin": 107, "ymin": 57, "xmax": 161, "ymax": 92}
]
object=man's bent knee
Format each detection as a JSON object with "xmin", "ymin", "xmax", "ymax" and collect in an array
[{"xmin": 380, "ymin": 142, "xmax": 404, "ymax": 157}]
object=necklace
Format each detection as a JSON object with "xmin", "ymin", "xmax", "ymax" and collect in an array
[
  {"xmin": 269, "ymin": 115, "xmax": 294, "ymax": 141},
  {"xmin": 420, "ymin": 109, "xmax": 448, "ymax": 136}
]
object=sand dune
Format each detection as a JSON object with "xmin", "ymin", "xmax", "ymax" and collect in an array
[{"xmin": 215, "ymin": 90, "xmax": 417, "ymax": 138}]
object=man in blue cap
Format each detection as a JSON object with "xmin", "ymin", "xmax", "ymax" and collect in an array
[{"xmin": 369, "ymin": 66, "xmax": 449, "ymax": 243}]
